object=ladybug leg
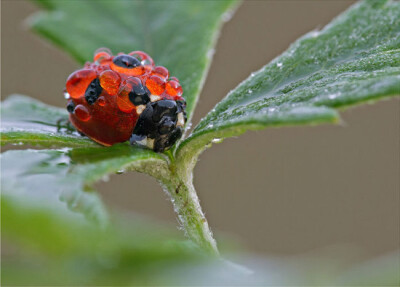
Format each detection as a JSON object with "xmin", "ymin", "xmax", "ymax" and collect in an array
[
  {"xmin": 56, "ymin": 117, "xmax": 75, "ymax": 134},
  {"xmin": 130, "ymin": 99, "xmax": 185, "ymax": 152}
]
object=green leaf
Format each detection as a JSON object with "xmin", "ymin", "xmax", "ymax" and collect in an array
[
  {"xmin": 178, "ymin": 0, "xmax": 400, "ymax": 159},
  {"xmin": 2, "ymin": 194, "xmax": 268, "ymax": 286},
  {"xmin": 29, "ymin": 0, "xmax": 238, "ymax": 122},
  {"xmin": 1, "ymin": 145, "xmax": 167, "ymax": 226},
  {"xmin": 1, "ymin": 194, "xmax": 204, "ymax": 286},
  {"xmin": 1, "ymin": 95, "xmax": 97, "ymax": 148}
]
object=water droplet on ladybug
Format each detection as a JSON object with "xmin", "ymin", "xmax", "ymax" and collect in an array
[
  {"xmin": 153, "ymin": 66, "xmax": 169, "ymax": 79},
  {"xmin": 111, "ymin": 54, "xmax": 145, "ymax": 76},
  {"xmin": 113, "ymin": 54, "xmax": 141, "ymax": 68},
  {"xmin": 95, "ymin": 47, "xmax": 112, "ymax": 56},
  {"xmin": 169, "ymin": 77, "xmax": 179, "ymax": 82},
  {"xmin": 127, "ymin": 77, "xmax": 150, "ymax": 106},
  {"xmin": 66, "ymin": 69, "xmax": 97, "ymax": 99},
  {"xmin": 94, "ymin": 47, "xmax": 112, "ymax": 64},
  {"xmin": 74, "ymin": 104, "xmax": 91, "ymax": 121},
  {"xmin": 99, "ymin": 70, "xmax": 121, "ymax": 95},
  {"xmin": 129, "ymin": 51, "xmax": 154, "ymax": 70},
  {"xmin": 116, "ymin": 78, "xmax": 138, "ymax": 113},
  {"xmin": 166, "ymin": 80, "xmax": 183, "ymax": 97},
  {"xmin": 97, "ymin": 96, "xmax": 107, "ymax": 106},
  {"xmin": 146, "ymin": 75, "xmax": 166, "ymax": 95}
]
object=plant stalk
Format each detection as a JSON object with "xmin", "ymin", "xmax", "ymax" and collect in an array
[
  {"xmin": 163, "ymin": 173, "xmax": 219, "ymax": 256},
  {"xmin": 140, "ymin": 149, "xmax": 219, "ymax": 255}
]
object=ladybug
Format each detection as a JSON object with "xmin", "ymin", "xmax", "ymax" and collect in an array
[{"xmin": 65, "ymin": 48, "xmax": 186, "ymax": 152}]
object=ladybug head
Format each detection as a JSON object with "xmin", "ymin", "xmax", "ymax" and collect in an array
[{"xmin": 130, "ymin": 98, "xmax": 187, "ymax": 152}]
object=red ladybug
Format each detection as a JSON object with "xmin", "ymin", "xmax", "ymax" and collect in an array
[{"xmin": 65, "ymin": 48, "xmax": 186, "ymax": 152}]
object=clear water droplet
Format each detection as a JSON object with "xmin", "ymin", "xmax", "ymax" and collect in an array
[
  {"xmin": 207, "ymin": 49, "xmax": 215, "ymax": 59},
  {"xmin": 310, "ymin": 31, "xmax": 319, "ymax": 38},
  {"xmin": 212, "ymin": 138, "xmax": 223, "ymax": 144},
  {"xmin": 185, "ymin": 122, "xmax": 193, "ymax": 131},
  {"xmin": 277, "ymin": 62, "xmax": 283, "ymax": 68},
  {"xmin": 222, "ymin": 10, "xmax": 234, "ymax": 22}
]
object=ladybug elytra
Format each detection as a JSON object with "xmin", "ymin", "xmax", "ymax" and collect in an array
[{"xmin": 65, "ymin": 48, "xmax": 186, "ymax": 152}]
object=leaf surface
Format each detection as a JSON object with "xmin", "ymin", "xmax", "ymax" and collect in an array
[
  {"xmin": 178, "ymin": 0, "xmax": 400, "ymax": 158},
  {"xmin": 1, "ymin": 145, "xmax": 167, "ymax": 225},
  {"xmin": 1, "ymin": 95, "xmax": 97, "ymax": 147},
  {"xmin": 1, "ymin": 194, "xmax": 203, "ymax": 286}
]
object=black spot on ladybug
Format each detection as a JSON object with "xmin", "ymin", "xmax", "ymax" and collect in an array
[
  {"xmin": 130, "ymin": 99, "xmax": 184, "ymax": 152},
  {"xmin": 85, "ymin": 78, "xmax": 102, "ymax": 105},
  {"xmin": 128, "ymin": 81, "xmax": 150, "ymax": 106},
  {"xmin": 66, "ymin": 101, "xmax": 75, "ymax": 113},
  {"xmin": 113, "ymin": 54, "xmax": 141, "ymax": 69}
]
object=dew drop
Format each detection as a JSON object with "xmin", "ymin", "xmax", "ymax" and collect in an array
[
  {"xmin": 146, "ymin": 75, "xmax": 166, "ymax": 95},
  {"xmin": 207, "ymin": 49, "xmax": 215, "ymax": 59},
  {"xmin": 66, "ymin": 69, "xmax": 97, "ymax": 99},
  {"xmin": 94, "ymin": 47, "xmax": 112, "ymax": 64},
  {"xmin": 212, "ymin": 138, "xmax": 223, "ymax": 144},
  {"xmin": 152, "ymin": 66, "xmax": 169, "ymax": 79},
  {"xmin": 116, "ymin": 78, "xmax": 138, "ymax": 113},
  {"xmin": 74, "ymin": 104, "xmax": 91, "ymax": 121},
  {"xmin": 128, "ymin": 51, "xmax": 154, "ymax": 71},
  {"xmin": 165, "ymin": 80, "xmax": 183, "ymax": 97},
  {"xmin": 97, "ymin": 96, "xmax": 106, "ymax": 106},
  {"xmin": 99, "ymin": 70, "xmax": 121, "ymax": 95},
  {"xmin": 185, "ymin": 122, "xmax": 193, "ymax": 132},
  {"xmin": 222, "ymin": 10, "xmax": 234, "ymax": 22}
]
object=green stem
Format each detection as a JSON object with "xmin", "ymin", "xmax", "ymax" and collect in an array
[
  {"xmin": 162, "ymin": 171, "xmax": 219, "ymax": 256},
  {"xmin": 137, "ymin": 155, "xmax": 219, "ymax": 256}
]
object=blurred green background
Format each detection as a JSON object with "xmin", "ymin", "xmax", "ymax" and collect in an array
[{"xmin": 2, "ymin": 0, "xmax": 399, "ymax": 278}]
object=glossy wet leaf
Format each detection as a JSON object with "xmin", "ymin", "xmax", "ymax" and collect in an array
[
  {"xmin": 1, "ymin": 145, "xmax": 167, "ymax": 225},
  {"xmin": 1, "ymin": 95, "xmax": 97, "ymax": 148},
  {"xmin": 30, "ymin": 0, "xmax": 238, "ymax": 122},
  {"xmin": 178, "ymin": 0, "xmax": 400, "ymax": 158}
]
